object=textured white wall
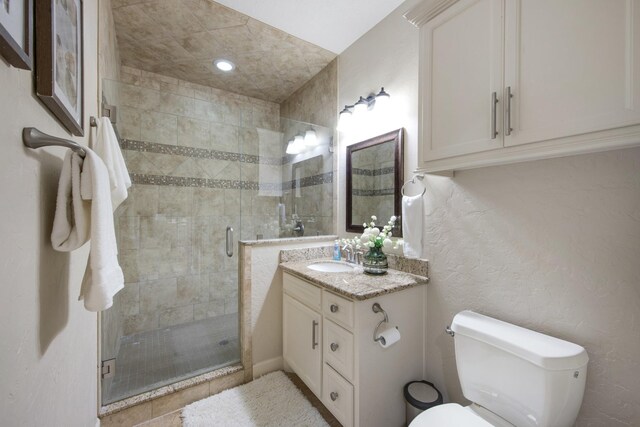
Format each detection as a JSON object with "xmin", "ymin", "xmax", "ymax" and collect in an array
[
  {"xmin": 338, "ymin": 0, "xmax": 640, "ymax": 425},
  {"xmin": 337, "ymin": 0, "xmax": 420, "ymax": 237},
  {"xmin": 0, "ymin": 2, "xmax": 99, "ymax": 426},
  {"xmin": 424, "ymin": 148, "xmax": 640, "ymax": 426}
]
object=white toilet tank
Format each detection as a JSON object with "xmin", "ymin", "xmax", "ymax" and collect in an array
[{"xmin": 451, "ymin": 311, "xmax": 589, "ymax": 427}]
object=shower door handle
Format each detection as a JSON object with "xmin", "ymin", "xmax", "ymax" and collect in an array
[{"xmin": 226, "ymin": 226, "xmax": 233, "ymax": 257}]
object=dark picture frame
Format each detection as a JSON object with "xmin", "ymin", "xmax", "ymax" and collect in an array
[
  {"xmin": 36, "ymin": 0, "xmax": 84, "ymax": 136},
  {"xmin": 346, "ymin": 128, "xmax": 404, "ymax": 236},
  {"xmin": 0, "ymin": 0, "xmax": 33, "ymax": 69}
]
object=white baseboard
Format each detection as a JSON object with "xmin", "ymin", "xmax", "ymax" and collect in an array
[
  {"xmin": 253, "ymin": 356, "xmax": 284, "ymax": 379},
  {"xmin": 95, "ymin": 418, "xmax": 101, "ymax": 427}
]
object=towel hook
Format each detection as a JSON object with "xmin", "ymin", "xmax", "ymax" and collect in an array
[{"xmin": 401, "ymin": 174, "xmax": 426, "ymax": 197}]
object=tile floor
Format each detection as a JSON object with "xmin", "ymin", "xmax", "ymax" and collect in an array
[{"xmin": 105, "ymin": 314, "xmax": 239, "ymax": 404}]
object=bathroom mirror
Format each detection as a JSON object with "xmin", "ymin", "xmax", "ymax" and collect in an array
[{"xmin": 346, "ymin": 128, "xmax": 403, "ymax": 236}]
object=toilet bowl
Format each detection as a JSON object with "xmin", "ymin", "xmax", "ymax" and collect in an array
[{"xmin": 410, "ymin": 311, "xmax": 588, "ymax": 427}]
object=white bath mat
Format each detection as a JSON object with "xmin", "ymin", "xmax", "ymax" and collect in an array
[{"xmin": 182, "ymin": 371, "xmax": 330, "ymax": 427}]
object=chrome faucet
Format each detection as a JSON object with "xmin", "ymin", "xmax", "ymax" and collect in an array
[
  {"xmin": 293, "ymin": 219, "xmax": 304, "ymax": 237},
  {"xmin": 342, "ymin": 243, "xmax": 355, "ymax": 263}
]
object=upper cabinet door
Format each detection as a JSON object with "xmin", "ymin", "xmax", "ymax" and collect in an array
[
  {"xmin": 504, "ymin": 0, "xmax": 640, "ymax": 147},
  {"xmin": 421, "ymin": 0, "xmax": 505, "ymax": 161}
]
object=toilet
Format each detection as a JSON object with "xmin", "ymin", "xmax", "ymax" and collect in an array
[{"xmin": 411, "ymin": 310, "xmax": 589, "ymax": 427}]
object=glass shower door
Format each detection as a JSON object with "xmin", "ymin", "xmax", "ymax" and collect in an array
[{"xmin": 100, "ymin": 78, "xmax": 242, "ymax": 405}]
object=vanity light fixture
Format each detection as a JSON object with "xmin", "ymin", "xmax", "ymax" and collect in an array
[
  {"xmin": 214, "ymin": 59, "xmax": 235, "ymax": 72},
  {"xmin": 338, "ymin": 87, "xmax": 390, "ymax": 130}
]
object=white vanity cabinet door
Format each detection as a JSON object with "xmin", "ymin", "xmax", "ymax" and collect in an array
[
  {"xmin": 504, "ymin": 0, "xmax": 640, "ymax": 147},
  {"xmin": 420, "ymin": 0, "xmax": 505, "ymax": 161},
  {"xmin": 283, "ymin": 294, "xmax": 322, "ymax": 396}
]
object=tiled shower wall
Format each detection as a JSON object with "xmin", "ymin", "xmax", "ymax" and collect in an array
[
  {"xmin": 109, "ymin": 66, "xmax": 283, "ymax": 335},
  {"xmin": 280, "ymin": 60, "xmax": 338, "ymax": 236}
]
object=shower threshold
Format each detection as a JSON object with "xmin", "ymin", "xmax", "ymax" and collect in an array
[{"xmin": 103, "ymin": 313, "xmax": 240, "ymax": 405}]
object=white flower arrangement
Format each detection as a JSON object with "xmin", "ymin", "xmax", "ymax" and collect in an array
[{"xmin": 342, "ymin": 215, "xmax": 402, "ymax": 251}]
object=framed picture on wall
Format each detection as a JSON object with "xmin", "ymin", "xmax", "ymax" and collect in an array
[
  {"xmin": 0, "ymin": 0, "xmax": 33, "ymax": 69},
  {"xmin": 36, "ymin": 0, "xmax": 83, "ymax": 136}
]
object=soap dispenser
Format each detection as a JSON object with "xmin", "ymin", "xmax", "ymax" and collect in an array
[{"xmin": 333, "ymin": 240, "xmax": 341, "ymax": 260}]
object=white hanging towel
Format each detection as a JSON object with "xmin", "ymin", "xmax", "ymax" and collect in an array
[
  {"xmin": 92, "ymin": 117, "xmax": 131, "ymax": 211},
  {"xmin": 78, "ymin": 148, "xmax": 124, "ymax": 311},
  {"xmin": 51, "ymin": 151, "xmax": 91, "ymax": 251},
  {"xmin": 402, "ymin": 194, "xmax": 424, "ymax": 258}
]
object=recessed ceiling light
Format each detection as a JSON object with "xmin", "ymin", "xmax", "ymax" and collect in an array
[{"xmin": 214, "ymin": 59, "xmax": 235, "ymax": 72}]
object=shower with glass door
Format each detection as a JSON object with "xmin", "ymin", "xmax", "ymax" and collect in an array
[{"xmin": 99, "ymin": 74, "xmax": 334, "ymax": 404}]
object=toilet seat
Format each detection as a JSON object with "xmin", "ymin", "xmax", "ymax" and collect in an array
[{"xmin": 410, "ymin": 403, "xmax": 495, "ymax": 427}]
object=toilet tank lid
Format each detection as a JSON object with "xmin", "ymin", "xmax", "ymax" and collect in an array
[{"xmin": 451, "ymin": 311, "xmax": 589, "ymax": 371}]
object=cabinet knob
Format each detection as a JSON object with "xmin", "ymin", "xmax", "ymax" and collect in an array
[
  {"xmin": 330, "ymin": 304, "xmax": 339, "ymax": 313},
  {"xmin": 330, "ymin": 391, "xmax": 339, "ymax": 401},
  {"xmin": 330, "ymin": 342, "xmax": 339, "ymax": 352}
]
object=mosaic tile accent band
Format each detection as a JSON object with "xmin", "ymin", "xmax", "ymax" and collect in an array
[
  {"xmin": 351, "ymin": 188, "xmax": 395, "ymax": 197},
  {"xmin": 283, "ymin": 172, "xmax": 333, "ymax": 191},
  {"xmin": 130, "ymin": 172, "xmax": 333, "ymax": 191},
  {"xmin": 352, "ymin": 166, "xmax": 395, "ymax": 176},
  {"xmin": 120, "ymin": 139, "xmax": 283, "ymax": 166}
]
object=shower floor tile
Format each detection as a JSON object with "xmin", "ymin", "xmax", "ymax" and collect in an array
[{"xmin": 104, "ymin": 313, "xmax": 239, "ymax": 404}]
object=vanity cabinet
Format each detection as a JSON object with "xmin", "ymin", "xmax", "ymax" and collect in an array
[
  {"xmin": 409, "ymin": 0, "xmax": 640, "ymax": 172},
  {"xmin": 282, "ymin": 271, "xmax": 424, "ymax": 427},
  {"xmin": 283, "ymin": 273, "xmax": 323, "ymax": 396}
]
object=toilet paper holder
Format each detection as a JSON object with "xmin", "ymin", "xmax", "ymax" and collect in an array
[{"xmin": 372, "ymin": 303, "xmax": 392, "ymax": 343}]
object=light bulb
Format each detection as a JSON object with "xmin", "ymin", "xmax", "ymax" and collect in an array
[
  {"xmin": 375, "ymin": 87, "xmax": 390, "ymax": 110},
  {"xmin": 285, "ymin": 139, "xmax": 298, "ymax": 154},
  {"xmin": 214, "ymin": 59, "xmax": 235, "ymax": 72},
  {"xmin": 304, "ymin": 129, "xmax": 317, "ymax": 147},
  {"xmin": 353, "ymin": 97, "xmax": 368, "ymax": 116},
  {"xmin": 293, "ymin": 135, "xmax": 305, "ymax": 153},
  {"xmin": 338, "ymin": 106, "xmax": 353, "ymax": 131}
]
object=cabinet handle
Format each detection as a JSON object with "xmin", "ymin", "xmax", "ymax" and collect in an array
[
  {"xmin": 312, "ymin": 320, "xmax": 318, "ymax": 349},
  {"xmin": 505, "ymin": 86, "xmax": 513, "ymax": 136},
  {"xmin": 330, "ymin": 391, "xmax": 339, "ymax": 401},
  {"xmin": 330, "ymin": 304, "xmax": 339, "ymax": 313},
  {"xmin": 491, "ymin": 91, "xmax": 498, "ymax": 139},
  {"xmin": 330, "ymin": 342, "xmax": 339, "ymax": 352}
]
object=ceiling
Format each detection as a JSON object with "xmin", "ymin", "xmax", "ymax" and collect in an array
[
  {"xmin": 111, "ymin": 0, "xmax": 402, "ymax": 103},
  {"xmin": 213, "ymin": 0, "xmax": 406, "ymax": 54}
]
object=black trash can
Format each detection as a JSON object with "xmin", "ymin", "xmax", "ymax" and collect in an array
[{"xmin": 404, "ymin": 380, "xmax": 443, "ymax": 425}]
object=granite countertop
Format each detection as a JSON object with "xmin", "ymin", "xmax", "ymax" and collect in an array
[{"xmin": 280, "ymin": 258, "xmax": 428, "ymax": 301}]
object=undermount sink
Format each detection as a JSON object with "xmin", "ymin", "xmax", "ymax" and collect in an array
[{"xmin": 307, "ymin": 261, "xmax": 356, "ymax": 273}]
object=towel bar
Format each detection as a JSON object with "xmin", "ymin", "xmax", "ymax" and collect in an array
[{"xmin": 23, "ymin": 127, "xmax": 88, "ymax": 158}]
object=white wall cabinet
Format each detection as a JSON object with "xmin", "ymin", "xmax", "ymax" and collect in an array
[
  {"xmin": 282, "ymin": 272, "xmax": 424, "ymax": 427},
  {"xmin": 409, "ymin": 0, "xmax": 640, "ymax": 172}
]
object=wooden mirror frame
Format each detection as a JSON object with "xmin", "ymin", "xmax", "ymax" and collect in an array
[{"xmin": 346, "ymin": 128, "xmax": 404, "ymax": 236}]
